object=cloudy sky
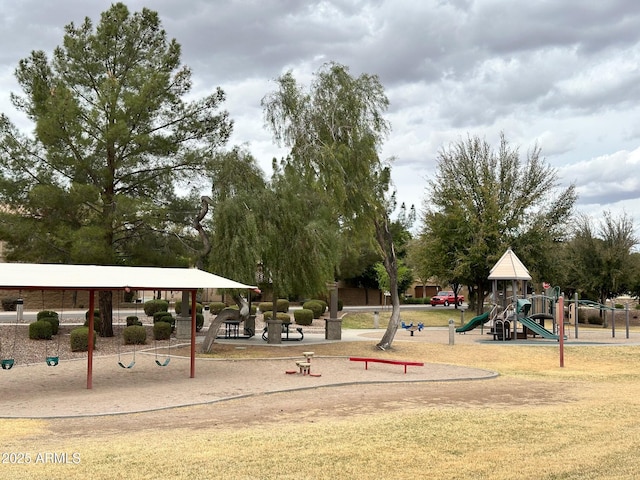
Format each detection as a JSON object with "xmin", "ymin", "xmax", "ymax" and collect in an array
[{"xmin": 1, "ymin": 1, "xmax": 639, "ymax": 235}]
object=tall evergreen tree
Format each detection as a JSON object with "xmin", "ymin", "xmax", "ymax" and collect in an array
[{"xmin": 0, "ymin": 4, "xmax": 232, "ymax": 335}]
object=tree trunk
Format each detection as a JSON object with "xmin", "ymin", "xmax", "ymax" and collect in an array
[
  {"xmin": 98, "ymin": 290, "xmax": 114, "ymax": 337},
  {"xmin": 374, "ymin": 215, "xmax": 401, "ymax": 351}
]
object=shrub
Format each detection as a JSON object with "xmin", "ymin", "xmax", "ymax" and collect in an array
[
  {"xmin": 143, "ymin": 299, "xmax": 169, "ymax": 317},
  {"xmin": 196, "ymin": 313, "xmax": 204, "ymax": 332},
  {"xmin": 83, "ymin": 310, "xmax": 102, "ymax": 333},
  {"xmin": 263, "ymin": 311, "xmax": 291, "ymax": 323},
  {"xmin": 1, "ymin": 298, "xmax": 18, "ymax": 311},
  {"xmin": 259, "ymin": 300, "xmax": 289, "ymax": 313},
  {"xmin": 173, "ymin": 301, "xmax": 203, "ymax": 315},
  {"xmin": 37, "ymin": 310, "xmax": 59, "ymax": 320},
  {"xmin": 337, "ymin": 299, "xmax": 343, "ymax": 311},
  {"xmin": 303, "ymin": 300, "xmax": 324, "ymax": 319},
  {"xmin": 39, "ymin": 315, "xmax": 60, "ymax": 335},
  {"xmin": 294, "ymin": 309, "xmax": 314, "ymax": 326},
  {"xmin": 126, "ymin": 315, "xmax": 142, "ymax": 326},
  {"xmin": 153, "ymin": 321, "xmax": 172, "ymax": 340},
  {"xmin": 70, "ymin": 327, "xmax": 96, "ymax": 352},
  {"xmin": 122, "ymin": 325, "xmax": 146, "ymax": 345},
  {"xmin": 208, "ymin": 302, "xmax": 226, "ymax": 315},
  {"xmin": 615, "ymin": 303, "xmax": 624, "ymax": 309},
  {"xmin": 276, "ymin": 299, "xmax": 289, "ymax": 313},
  {"xmin": 588, "ymin": 314, "xmax": 604, "ymax": 325},
  {"xmin": 153, "ymin": 311, "xmax": 174, "ymax": 324},
  {"xmin": 29, "ymin": 320, "xmax": 53, "ymax": 340}
]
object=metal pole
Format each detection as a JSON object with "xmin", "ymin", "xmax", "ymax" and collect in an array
[
  {"xmin": 574, "ymin": 293, "xmax": 579, "ymax": 339},
  {"xmin": 611, "ymin": 300, "xmax": 615, "ymax": 338},
  {"xmin": 558, "ymin": 295, "xmax": 564, "ymax": 368},
  {"xmin": 87, "ymin": 290, "xmax": 95, "ymax": 390},
  {"xmin": 448, "ymin": 319, "xmax": 455, "ymax": 345},
  {"xmin": 626, "ymin": 304, "xmax": 630, "ymax": 339}
]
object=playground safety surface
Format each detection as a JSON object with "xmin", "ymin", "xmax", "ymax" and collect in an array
[{"xmin": 1, "ymin": 325, "xmax": 636, "ymax": 419}]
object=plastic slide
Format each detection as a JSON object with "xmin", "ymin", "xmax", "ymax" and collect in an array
[
  {"xmin": 455, "ymin": 311, "xmax": 491, "ymax": 333},
  {"xmin": 519, "ymin": 316, "xmax": 561, "ymax": 340}
]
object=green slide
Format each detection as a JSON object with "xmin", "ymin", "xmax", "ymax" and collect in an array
[
  {"xmin": 519, "ymin": 316, "xmax": 561, "ymax": 340},
  {"xmin": 456, "ymin": 311, "xmax": 490, "ymax": 333}
]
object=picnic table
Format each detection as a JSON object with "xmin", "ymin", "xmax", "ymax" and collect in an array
[{"xmin": 262, "ymin": 322, "xmax": 304, "ymax": 341}]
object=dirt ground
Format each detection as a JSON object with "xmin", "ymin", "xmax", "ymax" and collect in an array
[{"xmin": 0, "ymin": 321, "xmax": 600, "ymax": 437}]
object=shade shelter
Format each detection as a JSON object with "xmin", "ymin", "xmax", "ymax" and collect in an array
[{"xmin": 0, "ymin": 263, "xmax": 255, "ymax": 388}]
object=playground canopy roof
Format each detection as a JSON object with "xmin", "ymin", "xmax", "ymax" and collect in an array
[
  {"xmin": 0, "ymin": 263, "xmax": 256, "ymax": 291},
  {"xmin": 0, "ymin": 262, "xmax": 256, "ymax": 389},
  {"xmin": 488, "ymin": 248, "xmax": 532, "ymax": 281}
]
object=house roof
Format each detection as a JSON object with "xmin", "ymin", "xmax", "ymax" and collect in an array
[
  {"xmin": 487, "ymin": 248, "xmax": 532, "ymax": 281},
  {"xmin": 0, "ymin": 263, "xmax": 255, "ymax": 291}
]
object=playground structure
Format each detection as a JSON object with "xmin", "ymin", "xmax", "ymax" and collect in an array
[
  {"xmin": 456, "ymin": 247, "xmax": 637, "ymax": 341},
  {"xmin": 453, "ymin": 248, "xmax": 565, "ymax": 341}
]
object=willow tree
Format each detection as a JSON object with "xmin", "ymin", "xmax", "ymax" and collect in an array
[
  {"xmin": 262, "ymin": 62, "xmax": 403, "ymax": 350},
  {"xmin": 0, "ymin": 4, "xmax": 232, "ymax": 335},
  {"xmin": 203, "ymin": 148, "xmax": 338, "ymax": 341}
]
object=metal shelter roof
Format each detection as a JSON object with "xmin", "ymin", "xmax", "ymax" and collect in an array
[
  {"xmin": 0, "ymin": 262, "xmax": 255, "ymax": 389},
  {"xmin": 487, "ymin": 248, "xmax": 532, "ymax": 281},
  {"xmin": 0, "ymin": 263, "xmax": 256, "ymax": 291}
]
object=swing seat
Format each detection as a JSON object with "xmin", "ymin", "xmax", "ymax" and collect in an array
[
  {"xmin": 155, "ymin": 357, "xmax": 170, "ymax": 367},
  {"xmin": 1, "ymin": 359, "xmax": 15, "ymax": 370},
  {"xmin": 45, "ymin": 356, "xmax": 59, "ymax": 367},
  {"xmin": 118, "ymin": 360, "xmax": 135, "ymax": 369}
]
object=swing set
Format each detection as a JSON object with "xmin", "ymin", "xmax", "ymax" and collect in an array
[{"xmin": 116, "ymin": 293, "xmax": 171, "ymax": 369}]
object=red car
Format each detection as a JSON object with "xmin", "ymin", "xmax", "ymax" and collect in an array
[{"xmin": 430, "ymin": 291, "xmax": 464, "ymax": 306}]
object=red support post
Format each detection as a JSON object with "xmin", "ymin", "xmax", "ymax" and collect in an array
[{"xmin": 190, "ymin": 289, "xmax": 197, "ymax": 378}]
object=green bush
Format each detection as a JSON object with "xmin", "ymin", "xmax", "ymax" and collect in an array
[
  {"xmin": 294, "ymin": 309, "xmax": 314, "ymax": 326},
  {"xmin": 208, "ymin": 302, "xmax": 226, "ymax": 314},
  {"xmin": 70, "ymin": 327, "xmax": 96, "ymax": 352},
  {"xmin": 615, "ymin": 303, "xmax": 624, "ymax": 309},
  {"xmin": 196, "ymin": 313, "xmax": 204, "ymax": 332},
  {"xmin": 174, "ymin": 300, "xmax": 203, "ymax": 315},
  {"xmin": 153, "ymin": 321, "xmax": 172, "ymax": 340},
  {"xmin": 1, "ymin": 298, "xmax": 18, "ymax": 311},
  {"xmin": 259, "ymin": 300, "xmax": 289, "ymax": 313},
  {"xmin": 126, "ymin": 315, "xmax": 142, "ymax": 326},
  {"xmin": 39, "ymin": 315, "xmax": 60, "ymax": 335},
  {"xmin": 337, "ymin": 299, "xmax": 343, "ymax": 311},
  {"xmin": 143, "ymin": 299, "xmax": 169, "ymax": 317},
  {"xmin": 122, "ymin": 325, "xmax": 146, "ymax": 345},
  {"xmin": 83, "ymin": 310, "xmax": 102, "ymax": 333},
  {"xmin": 29, "ymin": 320, "xmax": 53, "ymax": 340},
  {"xmin": 153, "ymin": 311, "xmax": 174, "ymax": 324},
  {"xmin": 37, "ymin": 310, "xmax": 59, "ymax": 320},
  {"xmin": 263, "ymin": 311, "xmax": 291, "ymax": 323},
  {"xmin": 303, "ymin": 300, "xmax": 324, "ymax": 319},
  {"xmin": 588, "ymin": 314, "xmax": 604, "ymax": 325}
]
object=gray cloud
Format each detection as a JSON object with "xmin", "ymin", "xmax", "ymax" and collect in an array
[{"xmin": 1, "ymin": 0, "xmax": 640, "ymax": 230}]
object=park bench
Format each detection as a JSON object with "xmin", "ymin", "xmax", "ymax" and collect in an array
[{"xmin": 349, "ymin": 357, "xmax": 424, "ymax": 374}]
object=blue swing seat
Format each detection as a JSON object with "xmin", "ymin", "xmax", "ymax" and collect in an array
[{"xmin": 1, "ymin": 358, "xmax": 15, "ymax": 370}]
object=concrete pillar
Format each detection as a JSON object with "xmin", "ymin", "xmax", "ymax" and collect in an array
[
  {"xmin": 175, "ymin": 290, "xmax": 191, "ymax": 340},
  {"xmin": 325, "ymin": 282, "xmax": 342, "ymax": 340},
  {"xmin": 325, "ymin": 318, "xmax": 342, "ymax": 340},
  {"xmin": 267, "ymin": 319, "xmax": 282, "ymax": 344},
  {"xmin": 244, "ymin": 315, "xmax": 256, "ymax": 337}
]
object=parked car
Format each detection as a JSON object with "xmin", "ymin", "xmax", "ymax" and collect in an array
[{"xmin": 430, "ymin": 291, "xmax": 464, "ymax": 306}]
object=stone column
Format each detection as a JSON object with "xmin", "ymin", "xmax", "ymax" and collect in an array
[
  {"xmin": 325, "ymin": 282, "xmax": 342, "ymax": 340},
  {"xmin": 175, "ymin": 290, "xmax": 191, "ymax": 340},
  {"xmin": 267, "ymin": 319, "xmax": 282, "ymax": 344}
]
